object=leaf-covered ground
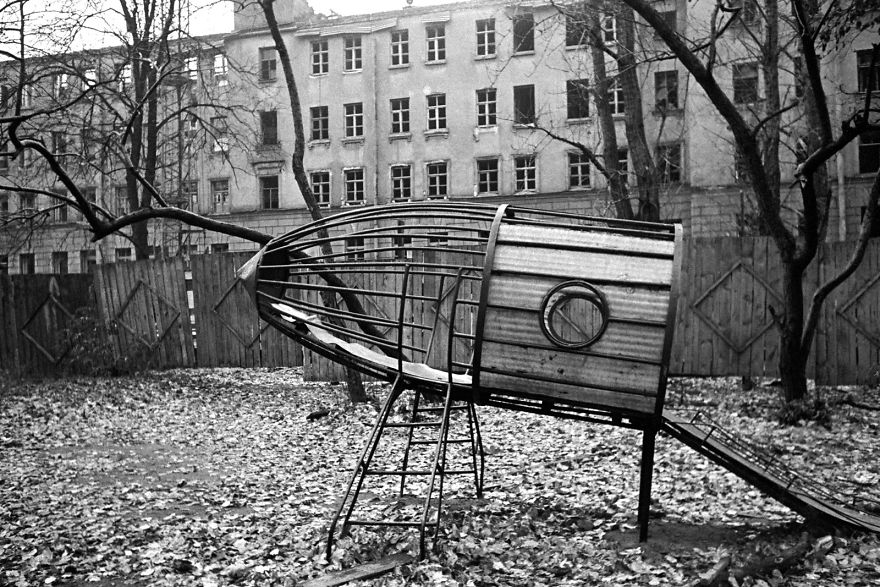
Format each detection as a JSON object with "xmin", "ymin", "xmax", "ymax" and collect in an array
[{"xmin": 1, "ymin": 369, "xmax": 879, "ymax": 586}]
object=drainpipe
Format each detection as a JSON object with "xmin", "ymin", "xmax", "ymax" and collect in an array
[
  {"xmin": 835, "ymin": 52, "xmax": 846, "ymax": 242},
  {"xmin": 372, "ymin": 34, "xmax": 380, "ymax": 205}
]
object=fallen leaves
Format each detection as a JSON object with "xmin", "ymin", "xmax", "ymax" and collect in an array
[{"xmin": 0, "ymin": 371, "xmax": 879, "ymax": 586}]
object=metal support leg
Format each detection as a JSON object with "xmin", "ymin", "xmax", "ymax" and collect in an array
[{"xmin": 638, "ymin": 427, "xmax": 656, "ymax": 543}]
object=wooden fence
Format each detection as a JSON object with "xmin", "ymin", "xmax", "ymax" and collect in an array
[{"xmin": 2, "ymin": 239, "xmax": 880, "ymax": 385}]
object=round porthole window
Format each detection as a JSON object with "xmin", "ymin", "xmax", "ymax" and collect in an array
[{"xmin": 539, "ymin": 280, "xmax": 609, "ymax": 349}]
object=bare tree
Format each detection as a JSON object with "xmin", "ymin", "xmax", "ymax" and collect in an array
[{"xmin": 623, "ymin": 0, "xmax": 880, "ymax": 403}]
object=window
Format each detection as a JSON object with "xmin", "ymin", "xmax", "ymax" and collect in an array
[
  {"xmin": 52, "ymin": 192, "xmax": 68, "ymax": 222},
  {"xmin": 211, "ymin": 179, "xmax": 229, "ymax": 214},
  {"xmin": 602, "ymin": 14, "xmax": 617, "ymax": 43},
  {"xmin": 566, "ymin": 79, "xmax": 590, "ymax": 119},
  {"xmin": 390, "ymin": 98, "xmax": 410, "ymax": 134},
  {"xmin": 477, "ymin": 158, "xmax": 499, "ymax": 194},
  {"xmin": 52, "ymin": 251, "xmax": 68, "ymax": 275},
  {"xmin": 115, "ymin": 185, "xmax": 128, "ymax": 214},
  {"xmin": 260, "ymin": 111, "xmax": 278, "ymax": 146},
  {"xmin": 427, "ymin": 94, "xmax": 446, "ymax": 131},
  {"xmin": 186, "ymin": 56, "xmax": 198, "ymax": 80},
  {"xmin": 260, "ymin": 175, "xmax": 279, "ymax": 209},
  {"xmin": 116, "ymin": 248, "xmax": 132, "ymax": 263},
  {"xmin": 476, "ymin": 88, "xmax": 497, "ymax": 126},
  {"xmin": 53, "ymin": 73, "xmax": 69, "ymax": 99},
  {"xmin": 394, "ymin": 222, "xmax": 413, "ymax": 260},
  {"xmin": 426, "ymin": 161, "xmax": 448, "ymax": 198},
  {"xmin": 211, "ymin": 116, "xmax": 228, "ymax": 152},
  {"xmin": 311, "ymin": 106, "xmax": 329, "ymax": 140},
  {"xmin": 211, "ymin": 243, "xmax": 229, "ymax": 254},
  {"xmin": 344, "ymin": 36, "xmax": 362, "ymax": 71},
  {"xmin": 657, "ymin": 144, "xmax": 682, "ymax": 183},
  {"xmin": 731, "ymin": 0, "xmax": 760, "ymax": 26},
  {"xmin": 259, "ymin": 47, "xmax": 277, "ymax": 81},
  {"xmin": 20, "ymin": 253, "xmax": 35, "ymax": 274},
  {"xmin": 654, "ymin": 70, "xmax": 679, "ymax": 111},
  {"xmin": 19, "ymin": 193, "xmax": 36, "ymax": 211},
  {"xmin": 391, "ymin": 165, "xmax": 412, "ymax": 202},
  {"xmin": 213, "ymin": 54, "xmax": 228, "ymax": 86},
  {"xmin": 733, "ymin": 62, "xmax": 759, "ymax": 103},
  {"xmin": 0, "ymin": 255, "xmax": 7, "ymax": 275},
  {"xmin": 568, "ymin": 152, "xmax": 591, "ymax": 188},
  {"xmin": 119, "ymin": 65, "xmax": 132, "ymax": 92},
  {"xmin": 0, "ymin": 155, "xmax": 8, "ymax": 174},
  {"xmin": 52, "ymin": 131, "xmax": 67, "ymax": 153},
  {"xmin": 77, "ymin": 187, "xmax": 96, "ymax": 220},
  {"xmin": 514, "ymin": 155, "xmax": 537, "ymax": 192},
  {"xmin": 476, "ymin": 19, "xmax": 496, "ymax": 57},
  {"xmin": 608, "ymin": 79, "xmax": 625, "ymax": 115},
  {"xmin": 617, "ymin": 148, "xmax": 629, "ymax": 184},
  {"xmin": 21, "ymin": 85, "xmax": 32, "ymax": 109},
  {"xmin": 344, "ymin": 168, "xmax": 365, "ymax": 205},
  {"xmin": 310, "ymin": 171, "xmax": 331, "ymax": 208},
  {"xmin": 181, "ymin": 180, "xmax": 198, "ymax": 211},
  {"xmin": 565, "ymin": 10, "xmax": 588, "ymax": 47},
  {"xmin": 391, "ymin": 30, "xmax": 409, "ymax": 66},
  {"xmin": 345, "ymin": 237, "xmax": 365, "ymax": 261},
  {"xmin": 658, "ymin": 10, "xmax": 677, "ymax": 33},
  {"xmin": 80, "ymin": 249, "xmax": 96, "ymax": 273},
  {"xmin": 859, "ymin": 130, "xmax": 880, "ymax": 174},
  {"xmin": 426, "ymin": 24, "xmax": 446, "ymax": 62},
  {"xmin": 312, "ymin": 40, "xmax": 329, "ymax": 75},
  {"xmin": 0, "ymin": 192, "xmax": 7, "ymax": 215},
  {"xmin": 84, "ymin": 68, "xmax": 98, "ymax": 86},
  {"xmin": 513, "ymin": 13, "xmax": 535, "ymax": 52},
  {"xmin": 344, "ymin": 102, "xmax": 364, "ymax": 138},
  {"xmin": 857, "ymin": 49, "xmax": 880, "ymax": 93},
  {"xmin": 513, "ymin": 85, "xmax": 536, "ymax": 125},
  {"xmin": 184, "ymin": 115, "xmax": 198, "ymax": 141}
]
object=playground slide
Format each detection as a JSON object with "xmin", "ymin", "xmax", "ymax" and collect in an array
[{"xmin": 661, "ymin": 412, "xmax": 880, "ymax": 534}]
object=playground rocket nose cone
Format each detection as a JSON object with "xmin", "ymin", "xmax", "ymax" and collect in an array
[
  {"xmin": 244, "ymin": 201, "xmax": 684, "ymax": 423},
  {"xmin": 236, "ymin": 248, "xmax": 263, "ymax": 305}
]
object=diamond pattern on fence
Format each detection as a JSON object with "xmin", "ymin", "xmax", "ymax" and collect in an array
[
  {"xmin": 115, "ymin": 280, "xmax": 181, "ymax": 350},
  {"xmin": 837, "ymin": 272, "xmax": 880, "ymax": 348},
  {"xmin": 212, "ymin": 278, "xmax": 266, "ymax": 348},
  {"xmin": 692, "ymin": 260, "xmax": 781, "ymax": 354},
  {"xmin": 20, "ymin": 293, "xmax": 74, "ymax": 363}
]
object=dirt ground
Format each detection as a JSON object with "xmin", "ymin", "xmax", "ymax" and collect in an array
[{"xmin": 1, "ymin": 369, "xmax": 879, "ymax": 586}]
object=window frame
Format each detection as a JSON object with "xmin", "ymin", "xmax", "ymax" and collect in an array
[
  {"xmin": 858, "ymin": 130, "xmax": 880, "ymax": 175},
  {"xmin": 513, "ymin": 84, "xmax": 536, "ymax": 125},
  {"xmin": 426, "ymin": 161, "xmax": 449, "ymax": 199},
  {"xmin": 608, "ymin": 79, "xmax": 625, "ymax": 115},
  {"xmin": 476, "ymin": 18, "xmax": 496, "ymax": 57},
  {"xmin": 657, "ymin": 143, "xmax": 683, "ymax": 183},
  {"xmin": 211, "ymin": 115, "xmax": 228, "ymax": 152},
  {"xmin": 260, "ymin": 175, "xmax": 280, "ymax": 209},
  {"xmin": 213, "ymin": 54, "xmax": 228, "ymax": 86},
  {"xmin": 427, "ymin": 93, "xmax": 447, "ymax": 132},
  {"xmin": 390, "ymin": 164, "xmax": 412, "ymax": 202},
  {"xmin": 211, "ymin": 178, "xmax": 230, "ymax": 214},
  {"xmin": 260, "ymin": 110, "xmax": 279, "ymax": 146},
  {"xmin": 391, "ymin": 29, "xmax": 409, "ymax": 67},
  {"xmin": 566, "ymin": 79, "xmax": 590, "ymax": 120},
  {"xmin": 390, "ymin": 97, "xmax": 410, "ymax": 134},
  {"xmin": 733, "ymin": 62, "xmax": 759, "ymax": 104},
  {"xmin": 426, "ymin": 24, "xmax": 446, "ymax": 63},
  {"xmin": 344, "ymin": 102, "xmax": 364, "ymax": 138},
  {"xmin": 654, "ymin": 70, "xmax": 679, "ymax": 111},
  {"xmin": 259, "ymin": 47, "xmax": 277, "ymax": 82},
  {"xmin": 476, "ymin": 157, "xmax": 500, "ymax": 195},
  {"xmin": 476, "ymin": 88, "xmax": 497, "ymax": 127},
  {"xmin": 857, "ymin": 49, "xmax": 880, "ymax": 93},
  {"xmin": 343, "ymin": 167, "xmax": 366, "ymax": 206},
  {"xmin": 565, "ymin": 9, "xmax": 588, "ymax": 47},
  {"xmin": 312, "ymin": 40, "xmax": 329, "ymax": 75},
  {"xmin": 568, "ymin": 151, "xmax": 591, "ymax": 189},
  {"xmin": 344, "ymin": 36, "xmax": 363, "ymax": 72},
  {"xmin": 310, "ymin": 170, "xmax": 332, "ymax": 208},
  {"xmin": 514, "ymin": 154, "xmax": 537, "ymax": 193},
  {"xmin": 513, "ymin": 13, "xmax": 535, "ymax": 53},
  {"xmin": 310, "ymin": 105, "xmax": 329, "ymax": 141}
]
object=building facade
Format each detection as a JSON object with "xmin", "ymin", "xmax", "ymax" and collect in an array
[{"xmin": 0, "ymin": 0, "xmax": 878, "ymax": 274}]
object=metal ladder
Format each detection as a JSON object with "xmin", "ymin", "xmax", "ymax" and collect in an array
[{"xmin": 326, "ymin": 377, "xmax": 485, "ymax": 560}]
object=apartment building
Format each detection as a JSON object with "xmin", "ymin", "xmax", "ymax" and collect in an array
[{"xmin": 0, "ymin": 0, "xmax": 877, "ymax": 274}]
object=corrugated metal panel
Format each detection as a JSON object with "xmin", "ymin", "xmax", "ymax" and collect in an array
[
  {"xmin": 493, "ymin": 244, "xmax": 674, "ymax": 285},
  {"xmin": 499, "ymin": 224, "xmax": 675, "ymax": 257},
  {"xmin": 482, "ymin": 308, "xmax": 666, "ymax": 362},
  {"xmin": 480, "ymin": 341, "xmax": 662, "ymax": 393},
  {"xmin": 481, "ymin": 371, "xmax": 657, "ymax": 414},
  {"xmin": 487, "ymin": 275, "xmax": 671, "ymax": 322}
]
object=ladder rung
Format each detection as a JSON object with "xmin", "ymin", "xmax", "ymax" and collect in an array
[
  {"xmin": 366, "ymin": 469, "xmax": 475, "ymax": 476},
  {"xmin": 385, "ymin": 421, "xmax": 441, "ymax": 428},
  {"xmin": 410, "ymin": 438, "xmax": 472, "ymax": 445},
  {"xmin": 347, "ymin": 519, "xmax": 438, "ymax": 528},
  {"xmin": 415, "ymin": 405, "xmax": 468, "ymax": 413}
]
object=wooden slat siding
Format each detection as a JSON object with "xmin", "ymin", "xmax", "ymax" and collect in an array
[
  {"xmin": 482, "ymin": 372, "xmax": 657, "ymax": 414},
  {"xmin": 482, "ymin": 310, "xmax": 666, "ymax": 362},
  {"xmin": 499, "ymin": 223, "xmax": 676, "ymax": 257},
  {"xmin": 492, "ymin": 245, "xmax": 674, "ymax": 285},
  {"xmin": 173, "ymin": 256, "xmax": 196, "ymax": 366},
  {"xmin": 488, "ymin": 276, "xmax": 671, "ymax": 323},
  {"xmin": 0, "ymin": 275, "xmax": 18, "ymax": 374},
  {"xmin": 480, "ymin": 341, "xmax": 662, "ymax": 393},
  {"xmin": 190, "ymin": 254, "xmax": 215, "ymax": 366}
]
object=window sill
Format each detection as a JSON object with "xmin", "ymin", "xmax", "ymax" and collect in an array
[
  {"xmin": 425, "ymin": 59, "xmax": 446, "ymax": 66},
  {"xmin": 343, "ymin": 201, "xmax": 366, "ymax": 207},
  {"xmin": 256, "ymin": 143, "xmax": 281, "ymax": 151},
  {"xmin": 308, "ymin": 139, "xmax": 330, "ymax": 148},
  {"xmin": 389, "ymin": 132, "xmax": 412, "ymax": 142},
  {"xmin": 259, "ymin": 77, "xmax": 277, "ymax": 84},
  {"xmin": 342, "ymin": 69, "xmax": 363, "ymax": 75},
  {"xmin": 391, "ymin": 198, "xmax": 411, "ymax": 203},
  {"xmin": 512, "ymin": 50, "xmax": 535, "ymax": 57},
  {"xmin": 474, "ymin": 54, "xmax": 496, "ymax": 61},
  {"xmin": 514, "ymin": 190, "xmax": 537, "ymax": 195},
  {"xmin": 424, "ymin": 129, "xmax": 449, "ymax": 139},
  {"xmin": 389, "ymin": 63, "xmax": 410, "ymax": 70},
  {"xmin": 513, "ymin": 122, "xmax": 537, "ymax": 129},
  {"xmin": 475, "ymin": 125, "xmax": 497, "ymax": 133},
  {"xmin": 565, "ymin": 44, "xmax": 588, "ymax": 51},
  {"xmin": 475, "ymin": 192, "xmax": 500, "ymax": 197},
  {"xmin": 426, "ymin": 195, "xmax": 449, "ymax": 200},
  {"xmin": 567, "ymin": 117, "xmax": 591, "ymax": 125},
  {"xmin": 567, "ymin": 185, "xmax": 591, "ymax": 192},
  {"xmin": 342, "ymin": 137, "xmax": 365, "ymax": 145},
  {"xmin": 310, "ymin": 72, "xmax": 328, "ymax": 78}
]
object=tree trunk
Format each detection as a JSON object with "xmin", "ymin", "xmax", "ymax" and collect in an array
[
  {"xmin": 616, "ymin": 6, "xmax": 660, "ymax": 222},
  {"xmin": 588, "ymin": 13, "xmax": 634, "ymax": 220},
  {"xmin": 779, "ymin": 261, "xmax": 808, "ymax": 402}
]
